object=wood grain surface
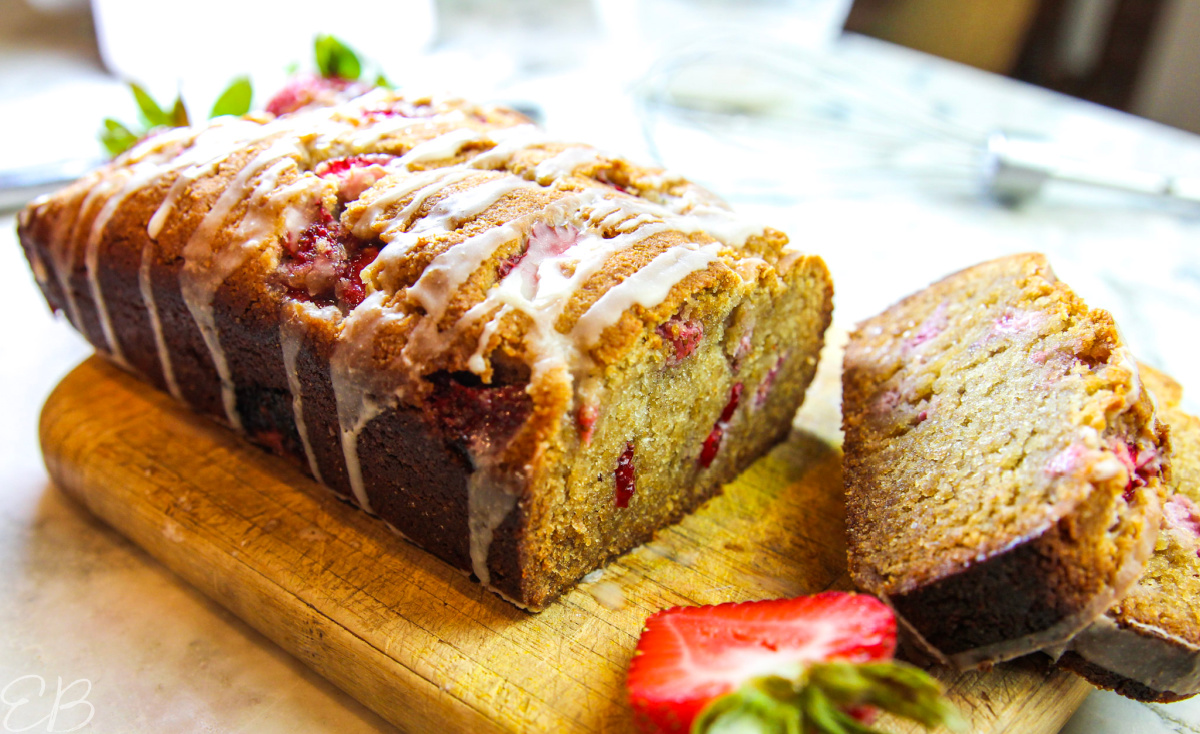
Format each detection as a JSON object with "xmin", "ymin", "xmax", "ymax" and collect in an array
[{"xmin": 38, "ymin": 348, "xmax": 1091, "ymax": 733}]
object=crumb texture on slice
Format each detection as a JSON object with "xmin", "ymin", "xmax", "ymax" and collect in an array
[
  {"xmin": 1057, "ymin": 365, "xmax": 1200, "ymax": 702},
  {"xmin": 843, "ymin": 253, "xmax": 1165, "ymax": 667}
]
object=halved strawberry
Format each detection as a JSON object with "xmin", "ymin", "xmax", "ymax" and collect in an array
[{"xmin": 626, "ymin": 592, "xmax": 963, "ymax": 734}]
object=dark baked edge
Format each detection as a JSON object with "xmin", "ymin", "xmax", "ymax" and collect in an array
[{"xmin": 1056, "ymin": 650, "xmax": 1193, "ymax": 703}]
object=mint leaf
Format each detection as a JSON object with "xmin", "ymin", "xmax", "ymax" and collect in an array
[
  {"xmin": 210, "ymin": 76, "xmax": 253, "ymax": 118},
  {"xmin": 100, "ymin": 118, "xmax": 138, "ymax": 157},
  {"xmin": 374, "ymin": 71, "xmax": 393, "ymax": 89},
  {"xmin": 130, "ymin": 82, "xmax": 170, "ymax": 128},
  {"xmin": 314, "ymin": 34, "xmax": 362, "ymax": 80}
]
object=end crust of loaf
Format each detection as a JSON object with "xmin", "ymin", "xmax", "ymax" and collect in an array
[
  {"xmin": 1054, "ymin": 365, "xmax": 1200, "ymax": 701},
  {"xmin": 17, "ymin": 90, "xmax": 834, "ymax": 610},
  {"xmin": 844, "ymin": 253, "xmax": 1166, "ymax": 668}
]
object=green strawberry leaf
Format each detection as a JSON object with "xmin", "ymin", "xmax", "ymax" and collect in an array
[
  {"xmin": 699, "ymin": 680, "xmax": 803, "ymax": 734},
  {"xmin": 99, "ymin": 117, "xmax": 139, "ymax": 157},
  {"xmin": 374, "ymin": 71, "xmax": 393, "ymax": 90},
  {"xmin": 210, "ymin": 76, "xmax": 253, "ymax": 118},
  {"xmin": 809, "ymin": 662, "xmax": 966, "ymax": 731},
  {"xmin": 692, "ymin": 661, "xmax": 965, "ymax": 734},
  {"xmin": 170, "ymin": 94, "xmax": 190, "ymax": 127},
  {"xmin": 129, "ymin": 82, "xmax": 170, "ymax": 128},
  {"xmin": 314, "ymin": 34, "xmax": 362, "ymax": 81}
]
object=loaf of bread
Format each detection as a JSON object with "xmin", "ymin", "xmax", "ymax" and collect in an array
[
  {"xmin": 1056, "ymin": 364, "xmax": 1200, "ymax": 701},
  {"xmin": 17, "ymin": 90, "xmax": 834, "ymax": 610},
  {"xmin": 843, "ymin": 253, "xmax": 1165, "ymax": 668}
]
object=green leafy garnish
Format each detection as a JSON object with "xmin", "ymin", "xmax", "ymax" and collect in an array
[
  {"xmin": 99, "ymin": 117, "xmax": 139, "ymax": 158},
  {"xmin": 99, "ymin": 75, "xmax": 254, "ymax": 157},
  {"xmin": 694, "ymin": 661, "xmax": 966, "ymax": 734},
  {"xmin": 98, "ymin": 34, "xmax": 389, "ymax": 158},
  {"xmin": 170, "ymin": 94, "xmax": 190, "ymax": 127},
  {"xmin": 314, "ymin": 34, "xmax": 362, "ymax": 81},
  {"xmin": 129, "ymin": 82, "xmax": 173, "ymax": 129},
  {"xmin": 210, "ymin": 76, "xmax": 253, "ymax": 118}
]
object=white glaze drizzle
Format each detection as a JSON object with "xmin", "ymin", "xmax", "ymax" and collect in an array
[
  {"xmin": 351, "ymin": 168, "xmax": 477, "ymax": 241},
  {"xmin": 468, "ymin": 124, "xmax": 550, "ymax": 169},
  {"xmin": 50, "ymin": 174, "xmax": 104, "ymax": 333},
  {"xmin": 395, "ymin": 126, "xmax": 488, "ymax": 168},
  {"xmin": 663, "ymin": 185, "xmax": 768, "ymax": 248},
  {"xmin": 84, "ymin": 162, "xmax": 178, "ymax": 368},
  {"xmin": 146, "ymin": 118, "xmax": 270, "ymax": 239},
  {"xmin": 74, "ymin": 174, "xmax": 127, "ymax": 362},
  {"xmin": 179, "ymin": 143, "xmax": 303, "ymax": 429},
  {"xmin": 394, "ymin": 175, "xmax": 540, "ymax": 310},
  {"xmin": 18, "ymin": 205, "xmax": 50, "ymax": 287},
  {"xmin": 468, "ymin": 469, "xmax": 519, "ymax": 588},
  {"xmin": 328, "ymin": 290, "xmax": 407, "ymax": 512},
  {"xmin": 532, "ymin": 146, "xmax": 604, "ymax": 183},
  {"xmin": 77, "ymin": 125, "xmax": 212, "ymax": 362},
  {"xmin": 23, "ymin": 190, "xmax": 78, "ymax": 328},
  {"xmin": 138, "ymin": 239, "xmax": 182, "ymax": 399},
  {"xmin": 571, "ymin": 241, "xmax": 723, "ymax": 346},
  {"xmin": 280, "ymin": 302, "xmax": 335, "ymax": 484},
  {"xmin": 458, "ymin": 203, "xmax": 673, "ymax": 380}
]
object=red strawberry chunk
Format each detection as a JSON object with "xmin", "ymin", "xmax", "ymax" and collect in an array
[
  {"xmin": 597, "ymin": 169, "xmax": 632, "ymax": 194},
  {"xmin": 615, "ymin": 441, "xmax": 636, "ymax": 508},
  {"xmin": 908, "ymin": 300, "xmax": 948, "ymax": 349},
  {"xmin": 699, "ymin": 383, "xmax": 742, "ymax": 468},
  {"xmin": 627, "ymin": 593, "xmax": 896, "ymax": 734},
  {"xmin": 336, "ymin": 246, "xmax": 380, "ymax": 308},
  {"xmin": 361, "ymin": 100, "xmax": 437, "ymax": 119},
  {"xmin": 315, "ymin": 155, "xmax": 395, "ymax": 201},
  {"xmin": 578, "ymin": 402, "xmax": 598, "ymax": 445},
  {"xmin": 424, "ymin": 372, "xmax": 532, "ymax": 453},
  {"xmin": 753, "ymin": 355, "xmax": 786, "ymax": 408},
  {"xmin": 1164, "ymin": 495, "xmax": 1200, "ymax": 539},
  {"xmin": 698, "ymin": 425, "xmax": 724, "ymax": 469},
  {"xmin": 501, "ymin": 222, "xmax": 580, "ymax": 295},
  {"xmin": 314, "ymin": 155, "xmax": 391, "ymax": 178},
  {"xmin": 496, "ymin": 252, "xmax": 523, "ymax": 280},
  {"xmin": 280, "ymin": 207, "xmax": 380, "ymax": 309},
  {"xmin": 657, "ymin": 315, "xmax": 704, "ymax": 367},
  {"xmin": 1109, "ymin": 437, "xmax": 1161, "ymax": 500},
  {"xmin": 730, "ymin": 333, "xmax": 753, "ymax": 373},
  {"xmin": 266, "ymin": 73, "xmax": 361, "ymax": 116}
]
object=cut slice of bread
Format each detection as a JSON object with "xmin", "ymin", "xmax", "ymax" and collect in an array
[
  {"xmin": 843, "ymin": 253, "xmax": 1166, "ymax": 669},
  {"xmin": 1056, "ymin": 365, "xmax": 1200, "ymax": 701}
]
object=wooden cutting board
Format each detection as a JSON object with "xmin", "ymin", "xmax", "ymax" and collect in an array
[{"xmin": 38, "ymin": 345, "xmax": 1091, "ymax": 734}]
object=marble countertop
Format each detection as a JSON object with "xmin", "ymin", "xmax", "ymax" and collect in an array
[{"xmin": 3, "ymin": 2, "xmax": 1200, "ymax": 731}]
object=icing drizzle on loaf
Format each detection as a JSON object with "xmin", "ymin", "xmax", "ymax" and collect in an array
[{"xmin": 68, "ymin": 90, "xmax": 776, "ymax": 592}]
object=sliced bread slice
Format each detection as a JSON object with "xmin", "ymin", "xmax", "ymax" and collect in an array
[{"xmin": 843, "ymin": 253, "xmax": 1166, "ymax": 668}]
